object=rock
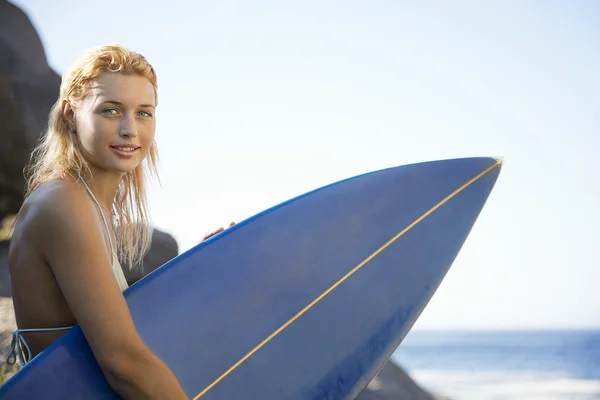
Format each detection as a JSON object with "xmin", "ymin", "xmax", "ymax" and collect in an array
[
  {"xmin": 0, "ymin": 240, "xmax": 11, "ymax": 298},
  {"xmin": 0, "ymin": 241, "xmax": 16, "ymax": 366},
  {"xmin": 357, "ymin": 360, "xmax": 440, "ymax": 400},
  {"xmin": 0, "ymin": 0, "xmax": 62, "ymax": 221},
  {"xmin": 0, "ymin": 77, "xmax": 29, "ymax": 221},
  {"xmin": 122, "ymin": 228, "xmax": 179, "ymax": 286}
]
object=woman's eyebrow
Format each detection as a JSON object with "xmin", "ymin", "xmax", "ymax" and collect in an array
[{"xmin": 101, "ymin": 100, "xmax": 155, "ymax": 109}]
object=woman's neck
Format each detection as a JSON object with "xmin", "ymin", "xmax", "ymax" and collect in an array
[{"xmin": 78, "ymin": 166, "xmax": 125, "ymax": 212}]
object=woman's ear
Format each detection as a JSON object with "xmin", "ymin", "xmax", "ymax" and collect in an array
[{"xmin": 61, "ymin": 99, "xmax": 77, "ymax": 133}]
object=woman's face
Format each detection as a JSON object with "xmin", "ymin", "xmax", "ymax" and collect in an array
[{"xmin": 69, "ymin": 72, "xmax": 157, "ymax": 175}]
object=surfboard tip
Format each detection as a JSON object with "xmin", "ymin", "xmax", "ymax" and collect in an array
[{"xmin": 493, "ymin": 156, "xmax": 504, "ymax": 166}]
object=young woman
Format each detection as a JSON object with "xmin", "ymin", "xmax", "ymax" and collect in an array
[{"xmin": 7, "ymin": 44, "xmax": 194, "ymax": 399}]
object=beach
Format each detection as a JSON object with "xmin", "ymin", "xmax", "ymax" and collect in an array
[{"xmin": 393, "ymin": 329, "xmax": 600, "ymax": 400}]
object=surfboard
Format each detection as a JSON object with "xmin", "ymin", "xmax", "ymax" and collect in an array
[{"xmin": 0, "ymin": 157, "xmax": 502, "ymax": 399}]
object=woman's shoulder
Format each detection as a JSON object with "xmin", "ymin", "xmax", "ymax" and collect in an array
[{"xmin": 19, "ymin": 178, "xmax": 96, "ymax": 239}]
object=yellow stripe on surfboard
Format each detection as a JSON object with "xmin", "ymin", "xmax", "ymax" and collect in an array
[{"xmin": 194, "ymin": 159, "xmax": 502, "ymax": 399}]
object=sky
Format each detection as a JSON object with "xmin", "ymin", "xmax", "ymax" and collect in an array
[{"xmin": 10, "ymin": 0, "xmax": 600, "ymax": 330}]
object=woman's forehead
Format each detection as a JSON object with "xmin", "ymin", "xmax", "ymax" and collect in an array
[{"xmin": 87, "ymin": 72, "xmax": 156, "ymax": 106}]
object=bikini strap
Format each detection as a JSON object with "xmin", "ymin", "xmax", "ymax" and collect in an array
[
  {"xmin": 7, "ymin": 326, "xmax": 74, "ymax": 366},
  {"xmin": 77, "ymin": 172, "xmax": 116, "ymax": 256}
]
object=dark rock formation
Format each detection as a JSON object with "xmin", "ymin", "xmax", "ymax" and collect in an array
[
  {"xmin": 358, "ymin": 361, "xmax": 440, "ymax": 400},
  {"xmin": 0, "ymin": 240, "xmax": 10, "ymax": 298},
  {"xmin": 0, "ymin": 240, "xmax": 17, "ymax": 363},
  {"xmin": 0, "ymin": 0, "xmax": 62, "ymax": 221},
  {"xmin": 122, "ymin": 228, "xmax": 180, "ymax": 286}
]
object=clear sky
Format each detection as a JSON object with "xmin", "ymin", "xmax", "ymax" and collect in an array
[{"xmin": 11, "ymin": 0, "xmax": 599, "ymax": 330}]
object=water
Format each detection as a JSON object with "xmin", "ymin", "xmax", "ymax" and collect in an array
[{"xmin": 391, "ymin": 330, "xmax": 600, "ymax": 400}]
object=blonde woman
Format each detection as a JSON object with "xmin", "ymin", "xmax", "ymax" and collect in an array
[{"xmin": 7, "ymin": 44, "xmax": 190, "ymax": 399}]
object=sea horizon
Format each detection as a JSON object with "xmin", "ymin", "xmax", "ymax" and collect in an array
[{"xmin": 392, "ymin": 328, "xmax": 600, "ymax": 400}]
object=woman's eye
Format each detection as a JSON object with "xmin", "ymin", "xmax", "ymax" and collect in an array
[{"xmin": 101, "ymin": 108, "xmax": 152, "ymax": 117}]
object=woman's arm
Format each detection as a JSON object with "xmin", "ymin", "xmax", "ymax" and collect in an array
[{"xmin": 32, "ymin": 187, "xmax": 188, "ymax": 400}]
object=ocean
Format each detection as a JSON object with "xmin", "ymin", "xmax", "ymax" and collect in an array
[{"xmin": 391, "ymin": 329, "xmax": 600, "ymax": 400}]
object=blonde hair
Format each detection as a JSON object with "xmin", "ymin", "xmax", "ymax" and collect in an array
[{"xmin": 25, "ymin": 44, "xmax": 160, "ymax": 269}]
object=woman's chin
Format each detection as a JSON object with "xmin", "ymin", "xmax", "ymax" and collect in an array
[{"xmin": 111, "ymin": 160, "xmax": 142, "ymax": 175}]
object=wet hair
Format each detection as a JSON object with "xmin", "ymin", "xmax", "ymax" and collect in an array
[{"xmin": 25, "ymin": 44, "xmax": 160, "ymax": 268}]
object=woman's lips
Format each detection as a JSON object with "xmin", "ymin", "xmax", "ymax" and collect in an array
[{"xmin": 110, "ymin": 145, "xmax": 140, "ymax": 157}]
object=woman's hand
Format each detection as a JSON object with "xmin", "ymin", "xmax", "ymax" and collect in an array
[{"xmin": 201, "ymin": 222, "xmax": 235, "ymax": 242}]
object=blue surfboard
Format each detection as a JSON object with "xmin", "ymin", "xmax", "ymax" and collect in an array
[{"xmin": 0, "ymin": 157, "xmax": 502, "ymax": 399}]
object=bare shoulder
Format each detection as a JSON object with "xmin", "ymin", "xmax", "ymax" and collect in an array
[
  {"xmin": 12, "ymin": 179, "xmax": 96, "ymax": 260},
  {"xmin": 23, "ymin": 179, "xmax": 97, "ymax": 241}
]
